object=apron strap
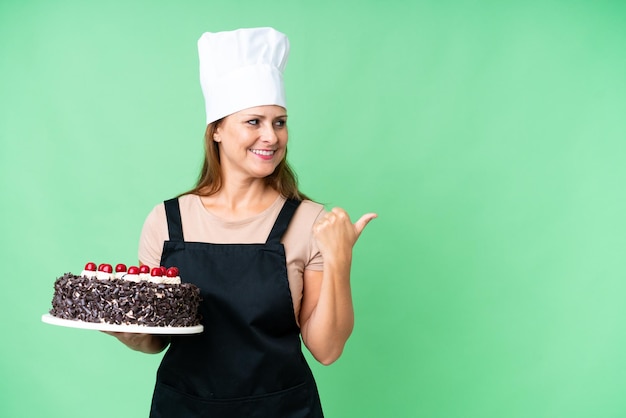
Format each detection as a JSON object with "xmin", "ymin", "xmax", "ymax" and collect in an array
[
  {"xmin": 266, "ymin": 199, "xmax": 301, "ymax": 245},
  {"xmin": 164, "ymin": 198, "xmax": 184, "ymax": 241}
]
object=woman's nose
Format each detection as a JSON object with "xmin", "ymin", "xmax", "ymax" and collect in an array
[{"xmin": 261, "ymin": 124, "xmax": 278, "ymax": 143}]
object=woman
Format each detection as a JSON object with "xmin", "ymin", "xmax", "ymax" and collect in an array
[{"xmin": 107, "ymin": 27, "xmax": 376, "ymax": 417}]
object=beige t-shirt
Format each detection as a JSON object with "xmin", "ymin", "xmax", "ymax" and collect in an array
[{"xmin": 138, "ymin": 194, "xmax": 326, "ymax": 322}]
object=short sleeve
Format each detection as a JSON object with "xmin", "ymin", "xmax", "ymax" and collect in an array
[
  {"xmin": 138, "ymin": 203, "xmax": 168, "ymax": 267},
  {"xmin": 304, "ymin": 209, "xmax": 326, "ymax": 271}
]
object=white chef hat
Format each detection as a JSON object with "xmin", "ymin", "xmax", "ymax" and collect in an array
[{"xmin": 198, "ymin": 27, "xmax": 290, "ymax": 125}]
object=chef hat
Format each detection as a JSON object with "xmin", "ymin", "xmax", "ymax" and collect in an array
[{"xmin": 198, "ymin": 27, "xmax": 290, "ymax": 125}]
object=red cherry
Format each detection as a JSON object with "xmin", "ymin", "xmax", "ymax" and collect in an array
[
  {"xmin": 139, "ymin": 265, "xmax": 150, "ymax": 274},
  {"xmin": 115, "ymin": 263, "xmax": 127, "ymax": 273},
  {"xmin": 159, "ymin": 266, "xmax": 167, "ymax": 276},
  {"xmin": 84, "ymin": 262, "xmax": 97, "ymax": 271},
  {"xmin": 151, "ymin": 267, "xmax": 162, "ymax": 276},
  {"xmin": 98, "ymin": 263, "xmax": 113, "ymax": 273},
  {"xmin": 127, "ymin": 266, "xmax": 140, "ymax": 275},
  {"xmin": 166, "ymin": 267, "xmax": 179, "ymax": 277}
]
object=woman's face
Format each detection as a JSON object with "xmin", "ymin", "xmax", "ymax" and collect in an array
[{"xmin": 214, "ymin": 105, "xmax": 288, "ymax": 181}]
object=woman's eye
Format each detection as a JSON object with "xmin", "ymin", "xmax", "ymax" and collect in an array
[
  {"xmin": 275, "ymin": 120, "xmax": 286, "ymax": 127},
  {"xmin": 247, "ymin": 119, "xmax": 259, "ymax": 125}
]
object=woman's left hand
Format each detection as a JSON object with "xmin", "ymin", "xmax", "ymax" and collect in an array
[{"xmin": 313, "ymin": 208, "xmax": 377, "ymax": 261}]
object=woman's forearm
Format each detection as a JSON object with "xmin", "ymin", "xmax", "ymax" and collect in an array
[{"xmin": 301, "ymin": 256, "xmax": 355, "ymax": 365}]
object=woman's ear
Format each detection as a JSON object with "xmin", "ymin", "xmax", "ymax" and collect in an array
[{"xmin": 213, "ymin": 122, "xmax": 222, "ymax": 142}]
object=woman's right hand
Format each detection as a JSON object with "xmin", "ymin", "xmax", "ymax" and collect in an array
[
  {"xmin": 103, "ymin": 262, "xmax": 171, "ymax": 354},
  {"xmin": 102, "ymin": 331, "xmax": 170, "ymax": 354}
]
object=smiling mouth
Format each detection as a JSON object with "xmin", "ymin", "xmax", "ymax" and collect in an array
[{"xmin": 250, "ymin": 149, "xmax": 275, "ymax": 156}]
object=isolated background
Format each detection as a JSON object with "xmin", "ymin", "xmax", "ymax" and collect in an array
[{"xmin": 1, "ymin": 0, "xmax": 626, "ymax": 417}]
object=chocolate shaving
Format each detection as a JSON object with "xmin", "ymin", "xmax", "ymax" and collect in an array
[{"xmin": 50, "ymin": 273, "xmax": 202, "ymax": 327}]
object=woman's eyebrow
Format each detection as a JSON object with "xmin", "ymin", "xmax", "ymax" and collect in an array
[{"xmin": 242, "ymin": 114, "xmax": 288, "ymax": 118}]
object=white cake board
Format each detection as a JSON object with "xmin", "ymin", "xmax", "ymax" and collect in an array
[{"xmin": 41, "ymin": 314, "xmax": 204, "ymax": 334}]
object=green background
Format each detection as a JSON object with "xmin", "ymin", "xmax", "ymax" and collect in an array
[{"xmin": 1, "ymin": 0, "xmax": 625, "ymax": 417}]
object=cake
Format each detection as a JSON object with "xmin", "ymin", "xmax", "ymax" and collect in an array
[{"xmin": 49, "ymin": 262, "xmax": 202, "ymax": 328}]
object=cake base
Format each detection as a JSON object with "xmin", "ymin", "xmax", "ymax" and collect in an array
[{"xmin": 41, "ymin": 314, "xmax": 204, "ymax": 334}]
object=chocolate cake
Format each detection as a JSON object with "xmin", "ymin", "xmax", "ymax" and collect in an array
[{"xmin": 49, "ymin": 270, "xmax": 202, "ymax": 328}]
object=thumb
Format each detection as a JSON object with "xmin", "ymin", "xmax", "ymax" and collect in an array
[{"xmin": 354, "ymin": 213, "xmax": 378, "ymax": 237}]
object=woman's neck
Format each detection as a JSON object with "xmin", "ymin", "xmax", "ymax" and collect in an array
[{"xmin": 199, "ymin": 181, "xmax": 280, "ymax": 221}]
